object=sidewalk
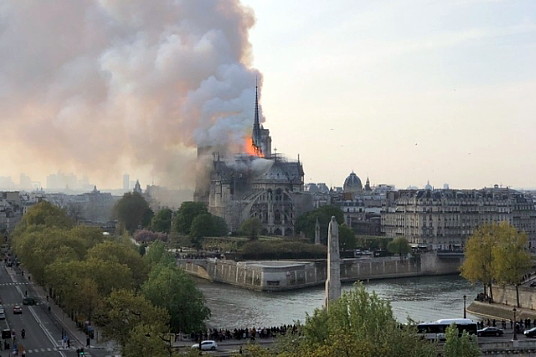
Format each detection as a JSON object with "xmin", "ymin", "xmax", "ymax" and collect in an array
[
  {"xmin": 468, "ymin": 300, "xmax": 536, "ymax": 320},
  {"xmin": 7, "ymin": 265, "xmax": 118, "ymax": 355}
]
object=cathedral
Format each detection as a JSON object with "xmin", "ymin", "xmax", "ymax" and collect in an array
[{"xmin": 194, "ymin": 87, "xmax": 309, "ymax": 235}]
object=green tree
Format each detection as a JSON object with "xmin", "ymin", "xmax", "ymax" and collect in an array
[
  {"xmin": 141, "ymin": 264, "xmax": 210, "ymax": 333},
  {"xmin": 190, "ymin": 213, "xmax": 215, "ymax": 238},
  {"xmin": 387, "ymin": 237, "xmax": 411, "ymax": 260},
  {"xmin": 87, "ymin": 241, "xmax": 148, "ymax": 288},
  {"xmin": 151, "ymin": 208, "xmax": 173, "ymax": 233},
  {"xmin": 295, "ymin": 206, "xmax": 344, "ymax": 243},
  {"xmin": 95, "ymin": 289, "xmax": 169, "ymax": 354},
  {"xmin": 114, "ymin": 192, "xmax": 153, "ymax": 234},
  {"xmin": 123, "ymin": 324, "xmax": 171, "ymax": 357},
  {"xmin": 491, "ymin": 222, "xmax": 532, "ymax": 307},
  {"xmin": 211, "ymin": 215, "xmax": 229, "ymax": 236},
  {"xmin": 174, "ymin": 201, "xmax": 208, "ymax": 235},
  {"xmin": 240, "ymin": 217, "xmax": 262, "ymax": 240},
  {"xmin": 339, "ymin": 224, "xmax": 356, "ymax": 250},
  {"xmin": 287, "ymin": 283, "xmax": 436, "ymax": 357},
  {"xmin": 14, "ymin": 227, "xmax": 85, "ymax": 284},
  {"xmin": 143, "ymin": 241, "xmax": 175, "ymax": 268},
  {"xmin": 69, "ymin": 225, "xmax": 105, "ymax": 251},
  {"xmin": 444, "ymin": 324, "xmax": 480, "ymax": 357},
  {"xmin": 13, "ymin": 200, "xmax": 73, "ymax": 237},
  {"xmin": 460, "ymin": 224, "xmax": 497, "ymax": 301}
]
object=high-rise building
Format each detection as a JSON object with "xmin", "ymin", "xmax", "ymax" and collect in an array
[{"xmin": 123, "ymin": 174, "xmax": 130, "ymax": 191}]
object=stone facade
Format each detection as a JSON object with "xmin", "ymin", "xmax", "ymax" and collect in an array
[
  {"xmin": 381, "ymin": 186, "xmax": 536, "ymax": 250},
  {"xmin": 206, "ymin": 154, "xmax": 306, "ymax": 235},
  {"xmin": 180, "ymin": 252, "xmax": 461, "ymax": 292}
]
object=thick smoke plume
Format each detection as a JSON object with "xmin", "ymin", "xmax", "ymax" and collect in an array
[{"xmin": 0, "ymin": 0, "xmax": 261, "ymax": 188}]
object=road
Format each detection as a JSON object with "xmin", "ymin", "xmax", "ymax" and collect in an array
[{"xmin": 0, "ymin": 264, "xmax": 111, "ymax": 357}]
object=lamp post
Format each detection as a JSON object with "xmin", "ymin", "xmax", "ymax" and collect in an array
[
  {"xmin": 513, "ymin": 307, "xmax": 518, "ymax": 340},
  {"xmin": 463, "ymin": 295, "xmax": 467, "ymax": 319}
]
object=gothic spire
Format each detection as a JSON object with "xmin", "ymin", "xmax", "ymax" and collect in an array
[{"xmin": 252, "ymin": 79, "xmax": 262, "ymax": 154}]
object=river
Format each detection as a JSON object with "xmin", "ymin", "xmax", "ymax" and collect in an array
[{"xmin": 196, "ymin": 274, "xmax": 482, "ymax": 329}]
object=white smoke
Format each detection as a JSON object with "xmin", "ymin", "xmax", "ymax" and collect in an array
[
  {"xmin": 0, "ymin": 0, "xmax": 261, "ymax": 188},
  {"xmin": 224, "ymin": 156, "xmax": 274, "ymax": 176}
]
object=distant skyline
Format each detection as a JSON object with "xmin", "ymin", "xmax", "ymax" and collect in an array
[{"xmin": 1, "ymin": 1, "xmax": 535, "ymax": 190}]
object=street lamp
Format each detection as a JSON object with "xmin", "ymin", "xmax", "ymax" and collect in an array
[
  {"xmin": 463, "ymin": 295, "xmax": 467, "ymax": 319},
  {"xmin": 513, "ymin": 307, "xmax": 518, "ymax": 340}
]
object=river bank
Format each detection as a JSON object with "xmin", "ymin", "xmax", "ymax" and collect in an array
[
  {"xmin": 468, "ymin": 301, "xmax": 536, "ymax": 321},
  {"xmin": 182, "ymin": 252, "xmax": 463, "ymax": 292}
]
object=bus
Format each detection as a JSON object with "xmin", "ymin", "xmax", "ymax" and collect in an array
[{"xmin": 417, "ymin": 318, "xmax": 478, "ymax": 341}]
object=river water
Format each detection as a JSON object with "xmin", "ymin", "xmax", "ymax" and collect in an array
[{"xmin": 196, "ymin": 274, "xmax": 483, "ymax": 329}]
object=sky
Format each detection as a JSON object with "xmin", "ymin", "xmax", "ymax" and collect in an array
[
  {"xmin": 0, "ymin": 0, "xmax": 535, "ymax": 191},
  {"xmin": 241, "ymin": 0, "xmax": 536, "ymax": 190}
]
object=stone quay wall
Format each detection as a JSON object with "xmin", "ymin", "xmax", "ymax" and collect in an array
[
  {"xmin": 180, "ymin": 252, "xmax": 463, "ymax": 292},
  {"xmin": 490, "ymin": 285, "xmax": 536, "ymax": 310}
]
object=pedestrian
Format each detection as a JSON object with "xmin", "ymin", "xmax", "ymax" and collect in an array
[
  {"xmin": 239, "ymin": 345, "xmax": 243, "ymax": 354},
  {"xmin": 86, "ymin": 337, "xmax": 90, "ymax": 347},
  {"xmin": 67, "ymin": 338, "xmax": 70, "ymax": 348}
]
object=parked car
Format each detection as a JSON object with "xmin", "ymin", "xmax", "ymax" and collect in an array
[
  {"xmin": 13, "ymin": 305, "xmax": 22, "ymax": 314},
  {"xmin": 0, "ymin": 308, "xmax": 5, "ymax": 320},
  {"xmin": 477, "ymin": 326, "xmax": 504, "ymax": 337},
  {"xmin": 525, "ymin": 327, "xmax": 536, "ymax": 338},
  {"xmin": 191, "ymin": 340, "xmax": 218, "ymax": 351},
  {"xmin": 22, "ymin": 297, "xmax": 37, "ymax": 305}
]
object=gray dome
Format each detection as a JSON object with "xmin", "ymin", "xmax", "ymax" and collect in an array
[{"xmin": 343, "ymin": 172, "xmax": 363, "ymax": 193}]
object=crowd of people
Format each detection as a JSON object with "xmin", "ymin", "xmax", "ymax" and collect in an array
[
  {"xmin": 480, "ymin": 318, "xmax": 536, "ymax": 332},
  {"xmin": 189, "ymin": 324, "xmax": 299, "ymax": 342}
]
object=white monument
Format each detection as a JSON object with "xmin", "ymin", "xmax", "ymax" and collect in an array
[{"xmin": 325, "ymin": 216, "xmax": 341, "ymax": 308}]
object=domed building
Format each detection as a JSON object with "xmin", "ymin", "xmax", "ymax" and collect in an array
[{"xmin": 343, "ymin": 171, "xmax": 363, "ymax": 199}]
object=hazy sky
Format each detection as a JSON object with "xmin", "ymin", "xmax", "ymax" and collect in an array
[
  {"xmin": 1, "ymin": 0, "xmax": 535, "ymax": 191},
  {"xmin": 242, "ymin": 0, "xmax": 536, "ymax": 189}
]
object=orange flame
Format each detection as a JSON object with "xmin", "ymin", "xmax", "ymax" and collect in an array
[{"xmin": 244, "ymin": 136, "xmax": 264, "ymax": 157}]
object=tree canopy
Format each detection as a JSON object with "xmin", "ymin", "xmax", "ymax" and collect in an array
[
  {"xmin": 240, "ymin": 217, "xmax": 262, "ymax": 240},
  {"xmin": 339, "ymin": 224, "xmax": 356, "ymax": 250},
  {"xmin": 387, "ymin": 237, "xmax": 410, "ymax": 260},
  {"xmin": 141, "ymin": 264, "xmax": 210, "ymax": 333},
  {"xmin": 95, "ymin": 289, "xmax": 169, "ymax": 354},
  {"xmin": 461, "ymin": 222, "xmax": 532, "ymax": 304},
  {"xmin": 491, "ymin": 223, "xmax": 532, "ymax": 307},
  {"xmin": 295, "ymin": 206, "xmax": 344, "ymax": 244},
  {"xmin": 13, "ymin": 200, "xmax": 73, "ymax": 236},
  {"xmin": 114, "ymin": 192, "xmax": 153, "ymax": 234},
  {"xmin": 443, "ymin": 324, "xmax": 480, "ymax": 357},
  {"xmin": 11, "ymin": 201, "xmax": 211, "ymax": 356},
  {"xmin": 151, "ymin": 208, "xmax": 173, "ymax": 233},
  {"xmin": 174, "ymin": 201, "xmax": 208, "ymax": 235}
]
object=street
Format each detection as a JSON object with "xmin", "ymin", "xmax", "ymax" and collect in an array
[{"xmin": 0, "ymin": 263, "xmax": 112, "ymax": 357}]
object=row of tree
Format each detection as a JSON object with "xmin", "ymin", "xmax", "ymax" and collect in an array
[
  {"xmin": 12, "ymin": 201, "xmax": 210, "ymax": 356},
  {"xmin": 461, "ymin": 222, "xmax": 533, "ymax": 307},
  {"xmin": 114, "ymin": 195, "xmax": 229, "ymax": 240}
]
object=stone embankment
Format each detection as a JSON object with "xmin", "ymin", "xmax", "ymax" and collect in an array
[
  {"xmin": 468, "ymin": 301, "xmax": 536, "ymax": 321},
  {"xmin": 179, "ymin": 251, "xmax": 463, "ymax": 291}
]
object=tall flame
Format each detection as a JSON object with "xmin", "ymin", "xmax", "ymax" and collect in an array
[{"xmin": 244, "ymin": 136, "xmax": 263, "ymax": 157}]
